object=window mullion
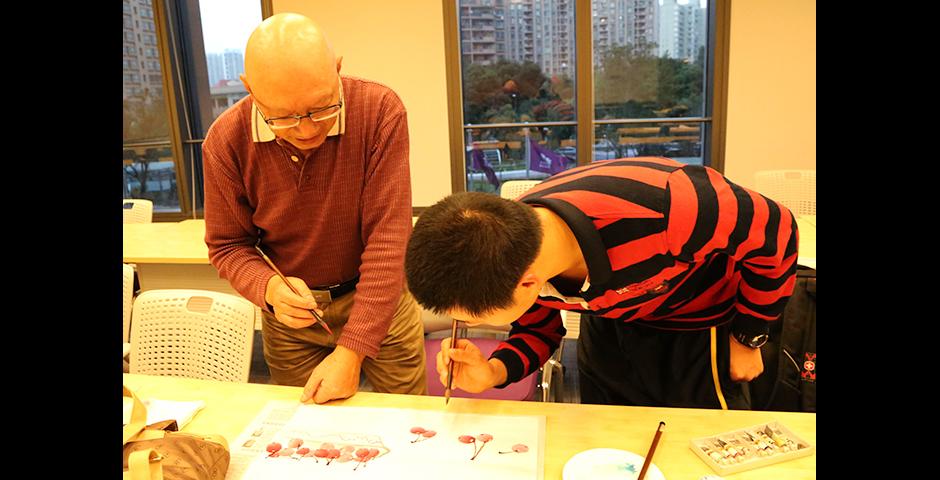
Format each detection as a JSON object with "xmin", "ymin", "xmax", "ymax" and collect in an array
[
  {"xmin": 575, "ymin": 0, "xmax": 594, "ymax": 167},
  {"xmin": 151, "ymin": 0, "xmax": 191, "ymax": 218}
]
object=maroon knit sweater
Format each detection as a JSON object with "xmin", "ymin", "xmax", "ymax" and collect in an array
[{"xmin": 202, "ymin": 75, "xmax": 412, "ymax": 358}]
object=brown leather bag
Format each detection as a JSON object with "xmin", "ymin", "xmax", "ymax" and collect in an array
[{"xmin": 123, "ymin": 386, "xmax": 230, "ymax": 480}]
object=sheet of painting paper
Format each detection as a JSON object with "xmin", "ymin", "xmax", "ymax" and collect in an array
[{"xmin": 225, "ymin": 400, "xmax": 545, "ymax": 480}]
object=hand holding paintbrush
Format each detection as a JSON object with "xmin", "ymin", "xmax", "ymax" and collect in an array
[
  {"xmin": 444, "ymin": 319, "xmax": 460, "ymax": 404},
  {"xmin": 255, "ymin": 241, "xmax": 333, "ymax": 335},
  {"xmin": 437, "ymin": 323, "xmax": 511, "ymax": 405}
]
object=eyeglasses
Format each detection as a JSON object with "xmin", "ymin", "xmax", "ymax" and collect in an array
[{"xmin": 257, "ymin": 86, "xmax": 344, "ymax": 130}]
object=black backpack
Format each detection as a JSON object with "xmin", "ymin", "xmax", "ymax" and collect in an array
[{"xmin": 749, "ymin": 267, "xmax": 816, "ymax": 412}]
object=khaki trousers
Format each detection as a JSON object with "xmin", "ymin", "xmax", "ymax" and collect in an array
[{"xmin": 261, "ymin": 289, "xmax": 427, "ymax": 395}]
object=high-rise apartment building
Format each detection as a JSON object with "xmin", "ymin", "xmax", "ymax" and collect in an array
[
  {"xmin": 625, "ymin": 0, "xmax": 658, "ymax": 55},
  {"xmin": 459, "ymin": 0, "xmax": 703, "ymax": 77},
  {"xmin": 506, "ymin": 0, "xmax": 535, "ymax": 64},
  {"xmin": 205, "ymin": 50, "xmax": 245, "ymax": 87},
  {"xmin": 593, "ymin": 0, "xmax": 631, "ymax": 65},
  {"xmin": 532, "ymin": 0, "xmax": 575, "ymax": 77},
  {"xmin": 123, "ymin": 0, "xmax": 164, "ymax": 101},
  {"xmin": 658, "ymin": 0, "xmax": 706, "ymax": 61},
  {"xmin": 223, "ymin": 50, "xmax": 245, "ymax": 82},
  {"xmin": 462, "ymin": 0, "xmax": 573, "ymax": 78},
  {"xmin": 459, "ymin": 0, "xmax": 507, "ymax": 66},
  {"xmin": 206, "ymin": 53, "xmax": 225, "ymax": 87}
]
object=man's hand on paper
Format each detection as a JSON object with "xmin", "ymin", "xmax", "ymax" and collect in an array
[{"xmin": 301, "ymin": 345, "xmax": 365, "ymax": 404}]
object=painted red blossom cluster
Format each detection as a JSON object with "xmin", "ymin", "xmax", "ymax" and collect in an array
[{"xmin": 265, "ymin": 439, "xmax": 381, "ymax": 470}]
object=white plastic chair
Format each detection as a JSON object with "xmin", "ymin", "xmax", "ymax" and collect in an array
[
  {"xmin": 123, "ymin": 264, "xmax": 134, "ymax": 371},
  {"xmin": 129, "ymin": 289, "xmax": 259, "ymax": 383},
  {"xmin": 123, "ymin": 199, "xmax": 153, "ymax": 224},
  {"xmin": 499, "ymin": 180, "xmax": 541, "ymax": 200},
  {"xmin": 754, "ymin": 170, "xmax": 816, "ymax": 216},
  {"xmin": 122, "ymin": 199, "xmax": 150, "ymax": 299}
]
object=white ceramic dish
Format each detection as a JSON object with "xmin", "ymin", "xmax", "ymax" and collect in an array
[{"xmin": 562, "ymin": 448, "xmax": 665, "ymax": 480}]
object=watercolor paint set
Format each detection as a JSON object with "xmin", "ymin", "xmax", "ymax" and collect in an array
[{"xmin": 689, "ymin": 421, "xmax": 814, "ymax": 475}]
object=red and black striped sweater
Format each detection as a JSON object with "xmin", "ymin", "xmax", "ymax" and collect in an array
[{"xmin": 490, "ymin": 158, "xmax": 799, "ymax": 387}]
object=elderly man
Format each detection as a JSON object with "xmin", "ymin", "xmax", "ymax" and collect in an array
[{"xmin": 202, "ymin": 13, "xmax": 426, "ymax": 403}]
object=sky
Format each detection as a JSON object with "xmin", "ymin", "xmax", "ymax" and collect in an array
[
  {"xmin": 198, "ymin": 0, "xmax": 262, "ymax": 54},
  {"xmin": 195, "ymin": 0, "xmax": 706, "ymax": 54}
]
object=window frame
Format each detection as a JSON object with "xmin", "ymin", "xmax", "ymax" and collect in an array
[
  {"xmin": 122, "ymin": 0, "xmax": 272, "ymax": 222},
  {"xmin": 442, "ymin": 0, "xmax": 730, "ymax": 194}
]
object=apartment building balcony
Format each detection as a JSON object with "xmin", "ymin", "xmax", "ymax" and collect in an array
[
  {"xmin": 472, "ymin": 54, "xmax": 496, "ymax": 62},
  {"xmin": 462, "ymin": 11, "xmax": 496, "ymax": 20}
]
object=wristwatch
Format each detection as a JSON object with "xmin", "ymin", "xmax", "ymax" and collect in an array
[{"xmin": 732, "ymin": 331, "xmax": 769, "ymax": 349}]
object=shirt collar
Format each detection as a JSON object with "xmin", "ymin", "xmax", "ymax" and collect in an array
[
  {"xmin": 540, "ymin": 277, "xmax": 592, "ymax": 305},
  {"xmin": 250, "ymin": 79, "xmax": 346, "ymax": 143},
  {"xmin": 522, "ymin": 198, "xmax": 614, "ymax": 286}
]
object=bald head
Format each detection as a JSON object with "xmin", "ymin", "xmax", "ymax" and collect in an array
[{"xmin": 242, "ymin": 13, "xmax": 339, "ymax": 104}]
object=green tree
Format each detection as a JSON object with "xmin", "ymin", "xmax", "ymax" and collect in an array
[
  {"xmin": 123, "ymin": 92, "xmax": 169, "ymax": 143},
  {"xmin": 594, "ymin": 44, "xmax": 659, "ymax": 116},
  {"xmin": 462, "ymin": 60, "xmax": 551, "ymax": 124},
  {"xmin": 594, "ymin": 43, "xmax": 704, "ymax": 119}
]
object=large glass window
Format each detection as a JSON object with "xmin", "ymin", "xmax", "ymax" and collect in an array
[
  {"xmin": 593, "ymin": 0, "xmax": 708, "ymax": 165},
  {"xmin": 123, "ymin": 0, "xmax": 180, "ymax": 212},
  {"xmin": 459, "ymin": 0, "xmax": 578, "ymax": 195},
  {"xmin": 197, "ymin": 0, "xmax": 260, "ymax": 124},
  {"xmin": 122, "ymin": 0, "xmax": 265, "ymax": 220},
  {"xmin": 450, "ymin": 0, "xmax": 720, "ymax": 194}
]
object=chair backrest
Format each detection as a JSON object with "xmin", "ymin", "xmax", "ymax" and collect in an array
[
  {"xmin": 129, "ymin": 289, "xmax": 258, "ymax": 383},
  {"xmin": 123, "ymin": 263, "xmax": 134, "ymax": 344},
  {"xmin": 423, "ymin": 313, "xmax": 547, "ymax": 401},
  {"xmin": 753, "ymin": 170, "xmax": 816, "ymax": 216},
  {"xmin": 499, "ymin": 180, "xmax": 541, "ymax": 200},
  {"xmin": 123, "ymin": 199, "xmax": 153, "ymax": 224},
  {"xmin": 424, "ymin": 336, "xmax": 538, "ymax": 401},
  {"xmin": 562, "ymin": 311, "xmax": 580, "ymax": 340}
]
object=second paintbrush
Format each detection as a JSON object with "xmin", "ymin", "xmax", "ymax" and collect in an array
[{"xmin": 444, "ymin": 318, "xmax": 460, "ymax": 405}]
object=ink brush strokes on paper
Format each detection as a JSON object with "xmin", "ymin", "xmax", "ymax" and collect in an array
[{"xmin": 226, "ymin": 401, "xmax": 545, "ymax": 479}]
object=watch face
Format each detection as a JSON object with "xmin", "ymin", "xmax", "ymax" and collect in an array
[
  {"xmin": 749, "ymin": 334, "xmax": 769, "ymax": 348},
  {"xmin": 736, "ymin": 332, "xmax": 768, "ymax": 348}
]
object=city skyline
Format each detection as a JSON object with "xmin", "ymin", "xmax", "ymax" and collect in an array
[
  {"xmin": 460, "ymin": 0, "xmax": 707, "ymax": 79},
  {"xmin": 126, "ymin": 0, "xmax": 708, "ymax": 102},
  {"xmin": 206, "ymin": 50, "xmax": 245, "ymax": 87}
]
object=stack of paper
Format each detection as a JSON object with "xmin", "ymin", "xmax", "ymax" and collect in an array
[{"xmin": 123, "ymin": 397, "xmax": 206, "ymax": 429}]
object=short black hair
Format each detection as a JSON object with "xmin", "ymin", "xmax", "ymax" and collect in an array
[{"xmin": 405, "ymin": 192, "xmax": 543, "ymax": 316}]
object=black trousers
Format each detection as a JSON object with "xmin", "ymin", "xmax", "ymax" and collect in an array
[{"xmin": 577, "ymin": 315, "xmax": 751, "ymax": 409}]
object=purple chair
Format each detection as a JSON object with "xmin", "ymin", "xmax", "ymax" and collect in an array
[{"xmin": 424, "ymin": 336, "xmax": 540, "ymax": 401}]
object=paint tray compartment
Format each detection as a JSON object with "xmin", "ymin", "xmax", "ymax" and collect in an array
[{"xmin": 689, "ymin": 421, "xmax": 814, "ymax": 475}]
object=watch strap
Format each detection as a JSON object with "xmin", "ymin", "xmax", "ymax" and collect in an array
[{"xmin": 731, "ymin": 312, "xmax": 771, "ymax": 339}]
